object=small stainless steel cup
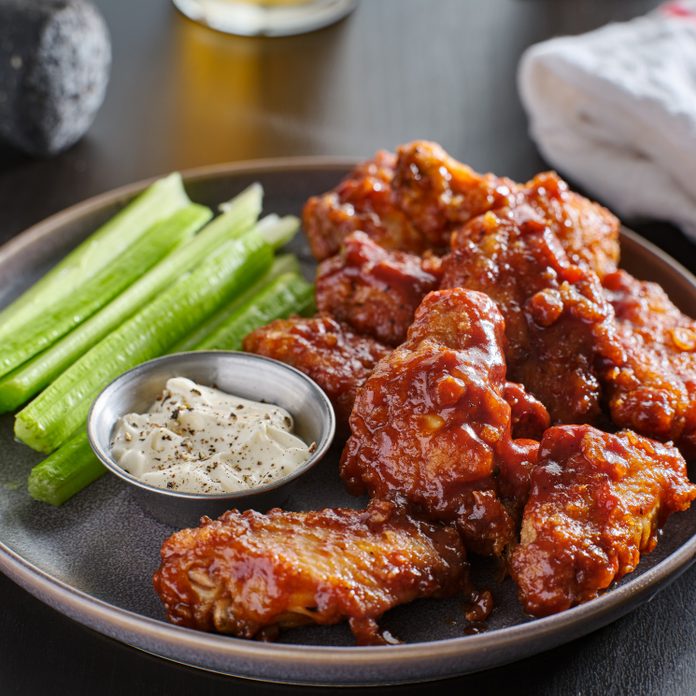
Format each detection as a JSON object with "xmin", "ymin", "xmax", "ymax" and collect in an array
[{"xmin": 87, "ymin": 351, "xmax": 335, "ymax": 528}]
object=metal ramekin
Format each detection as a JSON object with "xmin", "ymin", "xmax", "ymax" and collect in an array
[{"xmin": 87, "ymin": 351, "xmax": 335, "ymax": 528}]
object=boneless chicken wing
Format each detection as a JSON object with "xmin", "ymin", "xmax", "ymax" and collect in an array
[
  {"xmin": 601, "ymin": 270, "xmax": 696, "ymax": 458},
  {"xmin": 519, "ymin": 171, "xmax": 619, "ymax": 279},
  {"xmin": 315, "ymin": 231, "xmax": 441, "ymax": 346},
  {"xmin": 503, "ymin": 382, "xmax": 551, "ymax": 441},
  {"xmin": 153, "ymin": 500, "xmax": 468, "ymax": 645},
  {"xmin": 390, "ymin": 140, "xmax": 516, "ymax": 249},
  {"xmin": 303, "ymin": 141, "xmax": 512, "ymax": 260},
  {"xmin": 440, "ymin": 206, "xmax": 619, "ymax": 425},
  {"xmin": 510, "ymin": 425, "xmax": 696, "ymax": 617},
  {"xmin": 242, "ymin": 315, "xmax": 390, "ymax": 430},
  {"xmin": 303, "ymin": 149, "xmax": 425, "ymax": 261},
  {"xmin": 340, "ymin": 288, "xmax": 539, "ymax": 556}
]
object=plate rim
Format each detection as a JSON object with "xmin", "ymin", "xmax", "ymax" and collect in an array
[{"xmin": 1, "ymin": 157, "xmax": 695, "ymax": 685}]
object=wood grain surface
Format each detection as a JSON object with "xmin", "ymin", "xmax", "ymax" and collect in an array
[{"xmin": 0, "ymin": 1, "xmax": 694, "ymax": 694}]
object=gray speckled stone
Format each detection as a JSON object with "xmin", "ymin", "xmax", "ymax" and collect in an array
[{"xmin": 0, "ymin": 0, "xmax": 111, "ymax": 157}]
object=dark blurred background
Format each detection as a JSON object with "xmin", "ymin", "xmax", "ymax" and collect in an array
[{"xmin": 0, "ymin": 0, "xmax": 665, "ymax": 242}]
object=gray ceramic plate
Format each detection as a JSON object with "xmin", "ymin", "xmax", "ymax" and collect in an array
[{"xmin": 0, "ymin": 159, "xmax": 694, "ymax": 686}]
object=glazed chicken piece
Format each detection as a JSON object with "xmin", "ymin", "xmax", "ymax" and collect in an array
[
  {"xmin": 503, "ymin": 382, "xmax": 551, "ymax": 441},
  {"xmin": 303, "ymin": 149, "xmax": 425, "ymax": 261},
  {"xmin": 518, "ymin": 170, "xmax": 619, "ymax": 278},
  {"xmin": 440, "ymin": 206, "xmax": 620, "ymax": 425},
  {"xmin": 242, "ymin": 315, "xmax": 390, "ymax": 430},
  {"xmin": 315, "ymin": 231, "xmax": 441, "ymax": 346},
  {"xmin": 390, "ymin": 140, "xmax": 516, "ymax": 251},
  {"xmin": 511, "ymin": 425, "xmax": 696, "ymax": 617},
  {"xmin": 303, "ymin": 141, "xmax": 513, "ymax": 260},
  {"xmin": 601, "ymin": 270, "xmax": 696, "ymax": 458},
  {"xmin": 153, "ymin": 499, "xmax": 468, "ymax": 645},
  {"xmin": 340, "ymin": 287, "xmax": 539, "ymax": 556},
  {"xmin": 303, "ymin": 140, "xmax": 619, "ymax": 278}
]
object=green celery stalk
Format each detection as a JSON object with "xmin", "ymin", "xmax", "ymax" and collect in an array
[
  {"xmin": 0, "ymin": 205, "xmax": 207, "ymax": 380},
  {"xmin": 0, "ymin": 173, "xmax": 190, "ymax": 341},
  {"xmin": 251, "ymin": 214, "xmax": 299, "ymax": 249},
  {"xmin": 172, "ymin": 253, "xmax": 300, "ymax": 352},
  {"xmin": 189, "ymin": 183, "xmax": 263, "ymax": 243},
  {"xmin": 0, "ymin": 186, "xmax": 262, "ymax": 413},
  {"xmin": 195, "ymin": 272, "xmax": 314, "ymax": 351},
  {"xmin": 28, "ymin": 431, "xmax": 105, "ymax": 506},
  {"xmin": 15, "ymin": 231, "xmax": 275, "ymax": 453}
]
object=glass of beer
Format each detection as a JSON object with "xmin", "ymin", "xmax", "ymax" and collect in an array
[{"xmin": 172, "ymin": 0, "xmax": 358, "ymax": 36}]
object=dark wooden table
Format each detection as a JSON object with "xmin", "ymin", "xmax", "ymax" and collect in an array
[{"xmin": 1, "ymin": 1, "xmax": 694, "ymax": 694}]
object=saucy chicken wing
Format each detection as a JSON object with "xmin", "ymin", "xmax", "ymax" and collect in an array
[
  {"xmin": 303, "ymin": 141, "xmax": 511, "ymax": 260},
  {"xmin": 153, "ymin": 499, "xmax": 468, "ymax": 645},
  {"xmin": 390, "ymin": 140, "xmax": 516, "ymax": 250},
  {"xmin": 303, "ymin": 149, "xmax": 424, "ymax": 261},
  {"xmin": 242, "ymin": 315, "xmax": 390, "ymax": 430},
  {"xmin": 340, "ymin": 287, "xmax": 539, "ymax": 556},
  {"xmin": 510, "ymin": 425, "xmax": 696, "ymax": 617},
  {"xmin": 303, "ymin": 141, "xmax": 619, "ymax": 278},
  {"xmin": 601, "ymin": 270, "xmax": 696, "ymax": 458},
  {"xmin": 519, "ymin": 171, "xmax": 619, "ymax": 278},
  {"xmin": 503, "ymin": 382, "xmax": 551, "ymax": 441},
  {"xmin": 440, "ymin": 206, "xmax": 620, "ymax": 425},
  {"xmin": 315, "ymin": 230, "xmax": 441, "ymax": 346}
]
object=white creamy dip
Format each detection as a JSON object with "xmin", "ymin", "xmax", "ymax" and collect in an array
[{"xmin": 110, "ymin": 377, "xmax": 313, "ymax": 494}]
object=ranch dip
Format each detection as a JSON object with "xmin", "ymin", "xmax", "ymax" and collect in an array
[{"xmin": 110, "ymin": 377, "xmax": 313, "ymax": 494}]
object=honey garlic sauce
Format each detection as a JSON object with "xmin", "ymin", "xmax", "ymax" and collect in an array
[{"xmin": 111, "ymin": 377, "xmax": 313, "ymax": 494}]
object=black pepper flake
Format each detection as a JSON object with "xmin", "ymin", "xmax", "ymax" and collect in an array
[{"xmin": 171, "ymin": 408, "xmax": 180, "ymax": 420}]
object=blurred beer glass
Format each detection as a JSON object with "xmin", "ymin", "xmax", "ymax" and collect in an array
[{"xmin": 173, "ymin": 0, "xmax": 357, "ymax": 36}]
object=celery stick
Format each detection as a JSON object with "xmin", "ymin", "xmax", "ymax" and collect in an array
[
  {"xmin": 172, "ymin": 253, "xmax": 300, "ymax": 352},
  {"xmin": 0, "ymin": 187, "xmax": 263, "ymax": 413},
  {"xmin": 0, "ymin": 173, "xmax": 190, "ymax": 340},
  {"xmin": 28, "ymin": 431, "xmax": 104, "ymax": 506},
  {"xmin": 0, "ymin": 206, "xmax": 205, "ymax": 380},
  {"xmin": 15, "ymin": 232, "xmax": 274, "ymax": 453},
  {"xmin": 252, "ymin": 214, "xmax": 299, "ymax": 249},
  {"xmin": 190, "ymin": 183, "xmax": 263, "ymax": 243},
  {"xmin": 195, "ymin": 272, "xmax": 314, "ymax": 351}
]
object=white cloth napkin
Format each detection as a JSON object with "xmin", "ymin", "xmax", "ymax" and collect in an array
[{"xmin": 518, "ymin": 1, "xmax": 696, "ymax": 241}]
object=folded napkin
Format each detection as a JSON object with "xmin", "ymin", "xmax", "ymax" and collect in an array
[{"xmin": 518, "ymin": 1, "xmax": 696, "ymax": 241}]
